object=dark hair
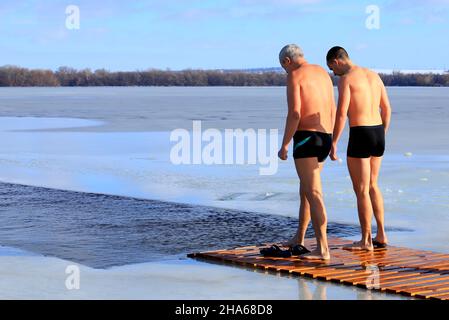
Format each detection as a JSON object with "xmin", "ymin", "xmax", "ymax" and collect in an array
[{"xmin": 326, "ymin": 46, "xmax": 349, "ymax": 62}]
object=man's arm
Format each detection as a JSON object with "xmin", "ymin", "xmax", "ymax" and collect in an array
[
  {"xmin": 379, "ymin": 80, "xmax": 392, "ymax": 133},
  {"xmin": 278, "ymin": 73, "xmax": 301, "ymax": 160},
  {"xmin": 330, "ymin": 81, "xmax": 337, "ymax": 131},
  {"xmin": 330, "ymin": 77, "xmax": 350, "ymax": 160}
]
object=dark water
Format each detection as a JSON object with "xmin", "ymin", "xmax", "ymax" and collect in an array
[{"xmin": 0, "ymin": 182, "xmax": 410, "ymax": 269}]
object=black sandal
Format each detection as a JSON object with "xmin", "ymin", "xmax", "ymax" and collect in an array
[
  {"xmin": 290, "ymin": 244, "xmax": 311, "ymax": 256},
  {"xmin": 260, "ymin": 244, "xmax": 292, "ymax": 257},
  {"xmin": 372, "ymin": 239, "xmax": 388, "ymax": 248}
]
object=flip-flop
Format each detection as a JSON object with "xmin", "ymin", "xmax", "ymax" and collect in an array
[
  {"xmin": 372, "ymin": 239, "xmax": 388, "ymax": 248},
  {"xmin": 290, "ymin": 244, "xmax": 311, "ymax": 256},
  {"xmin": 260, "ymin": 244, "xmax": 292, "ymax": 258}
]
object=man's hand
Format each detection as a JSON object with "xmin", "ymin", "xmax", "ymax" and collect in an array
[
  {"xmin": 330, "ymin": 143, "xmax": 338, "ymax": 161},
  {"xmin": 278, "ymin": 145, "xmax": 288, "ymax": 160}
]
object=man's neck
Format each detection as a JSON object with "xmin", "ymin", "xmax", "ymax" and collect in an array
[
  {"xmin": 342, "ymin": 61, "xmax": 355, "ymax": 75},
  {"xmin": 292, "ymin": 59, "xmax": 308, "ymax": 70}
]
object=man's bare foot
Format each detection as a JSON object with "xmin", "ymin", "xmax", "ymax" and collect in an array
[
  {"xmin": 343, "ymin": 241, "xmax": 374, "ymax": 251},
  {"xmin": 280, "ymin": 234, "xmax": 303, "ymax": 247},
  {"xmin": 299, "ymin": 249, "xmax": 330, "ymax": 261}
]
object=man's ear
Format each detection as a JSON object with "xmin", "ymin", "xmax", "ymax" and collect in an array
[{"xmin": 283, "ymin": 57, "xmax": 291, "ymax": 65}]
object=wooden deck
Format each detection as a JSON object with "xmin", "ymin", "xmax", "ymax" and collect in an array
[{"xmin": 187, "ymin": 238, "xmax": 449, "ymax": 300}]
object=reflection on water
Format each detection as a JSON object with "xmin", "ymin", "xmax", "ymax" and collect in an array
[
  {"xmin": 293, "ymin": 270, "xmax": 408, "ymax": 300},
  {"xmin": 195, "ymin": 257, "xmax": 411, "ymax": 300}
]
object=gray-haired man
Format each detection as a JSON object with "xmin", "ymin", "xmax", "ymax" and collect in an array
[{"xmin": 277, "ymin": 44, "xmax": 336, "ymax": 260}]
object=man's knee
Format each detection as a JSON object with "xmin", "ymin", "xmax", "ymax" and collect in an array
[
  {"xmin": 303, "ymin": 188, "xmax": 323, "ymax": 202},
  {"xmin": 353, "ymin": 185, "xmax": 370, "ymax": 197},
  {"xmin": 369, "ymin": 182, "xmax": 380, "ymax": 194}
]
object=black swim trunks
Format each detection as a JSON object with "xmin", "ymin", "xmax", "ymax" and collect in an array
[
  {"xmin": 293, "ymin": 131, "xmax": 332, "ymax": 163},
  {"xmin": 347, "ymin": 125, "xmax": 385, "ymax": 158}
]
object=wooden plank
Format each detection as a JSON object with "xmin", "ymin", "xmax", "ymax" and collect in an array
[
  {"xmin": 328, "ymin": 268, "xmax": 404, "ymax": 283},
  {"xmin": 355, "ymin": 253, "xmax": 449, "ymax": 267},
  {"xmin": 347, "ymin": 272, "xmax": 424, "ymax": 287},
  {"xmin": 424, "ymin": 290, "xmax": 449, "ymax": 299},
  {"xmin": 330, "ymin": 252, "xmax": 436, "ymax": 267},
  {"xmin": 385, "ymin": 277, "xmax": 449, "ymax": 293},
  {"xmin": 402, "ymin": 258, "xmax": 449, "ymax": 269},
  {"xmin": 406, "ymin": 283, "xmax": 449, "ymax": 296},
  {"xmin": 188, "ymin": 237, "xmax": 449, "ymax": 300},
  {"xmin": 352, "ymin": 270, "xmax": 424, "ymax": 285},
  {"xmin": 380, "ymin": 275, "xmax": 447, "ymax": 293},
  {"xmin": 304, "ymin": 267, "xmax": 365, "ymax": 279},
  {"xmin": 412, "ymin": 263, "xmax": 449, "ymax": 271},
  {"xmin": 288, "ymin": 265, "xmax": 328, "ymax": 274}
]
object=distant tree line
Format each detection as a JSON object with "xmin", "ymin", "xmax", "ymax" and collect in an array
[
  {"xmin": 0, "ymin": 65, "xmax": 448, "ymax": 87},
  {"xmin": 375, "ymin": 72, "xmax": 449, "ymax": 87}
]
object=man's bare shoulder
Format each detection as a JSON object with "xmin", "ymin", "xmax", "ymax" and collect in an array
[
  {"xmin": 345, "ymin": 66, "xmax": 372, "ymax": 84},
  {"xmin": 300, "ymin": 64, "xmax": 332, "ymax": 83},
  {"xmin": 290, "ymin": 64, "xmax": 316, "ymax": 80},
  {"xmin": 363, "ymin": 67, "xmax": 379, "ymax": 77},
  {"xmin": 286, "ymin": 69, "xmax": 301, "ymax": 88},
  {"xmin": 337, "ymin": 74, "xmax": 351, "ymax": 91},
  {"xmin": 287, "ymin": 68, "xmax": 301, "ymax": 81},
  {"xmin": 307, "ymin": 64, "xmax": 329, "ymax": 75},
  {"xmin": 363, "ymin": 68, "xmax": 384, "ymax": 85}
]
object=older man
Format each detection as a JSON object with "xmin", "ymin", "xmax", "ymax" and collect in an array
[{"xmin": 277, "ymin": 44, "xmax": 336, "ymax": 260}]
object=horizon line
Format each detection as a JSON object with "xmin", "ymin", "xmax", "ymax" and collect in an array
[{"xmin": 1, "ymin": 65, "xmax": 448, "ymax": 75}]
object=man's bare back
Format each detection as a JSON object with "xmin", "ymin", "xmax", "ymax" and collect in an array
[
  {"xmin": 339, "ymin": 66, "xmax": 384, "ymax": 127},
  {"xmin": 290, "ymin": 64, "xmax": 335, "ymax": 133}
]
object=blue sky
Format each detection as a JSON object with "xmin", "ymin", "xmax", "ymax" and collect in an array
[{"xmin": 0, "ymin": 0, "xmax": 448, "ymax": 71}]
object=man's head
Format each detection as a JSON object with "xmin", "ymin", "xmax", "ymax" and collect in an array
[
  {"xmin": 279, "ymin": 44, "xmax": 304, "ymax": 73},
  {"xmin": 326, "ymin": 46, "xmax": 350, "ymax": 76}
]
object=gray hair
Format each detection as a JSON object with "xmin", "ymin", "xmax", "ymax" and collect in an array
[{"xmin": 279, "ymin": 44, "xmax": 304, "ymax": 63}]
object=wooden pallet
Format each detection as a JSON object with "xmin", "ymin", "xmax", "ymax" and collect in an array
[{"xmin": 187, "ymin": 238, "xmax": 449, "ymax": 300}]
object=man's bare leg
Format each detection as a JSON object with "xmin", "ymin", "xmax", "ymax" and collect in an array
[
  {"xmin": 282, "ymin": 187, "xmax": 310, "ymax": 247},
  {"xmin": 345, "ymin": 157, "xmax": 374, "ymax": 251},
  {"xmin": 370, "ymin": 156, "xmax": 388, "ymax": 244},
  {"xmin": 297, "ymin": 278, "xmax": 313, "ymax": 300},
  {"xmin": 294, "ymin": 158, "xmax": 330, "ymax": 260},
  {"xmin": 282, "ymin": 163, "xmax": 324, "ymax": 247},
  {"xmin": 312, "ymin": 282, "xmax": 328, "ymax": 300}
]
